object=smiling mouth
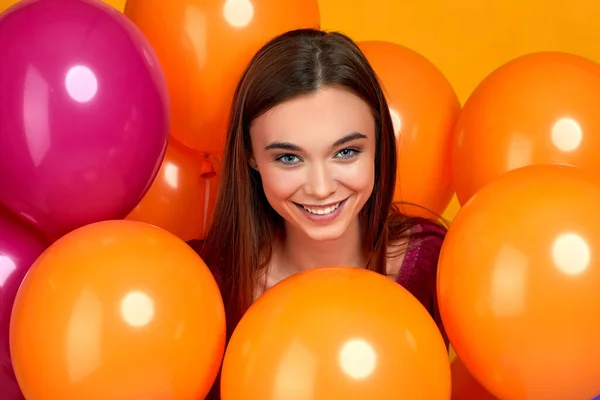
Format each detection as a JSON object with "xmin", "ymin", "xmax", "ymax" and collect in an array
[{"xmin": 294, "ymin": 198, "xmax": 348, "ymax": 215}]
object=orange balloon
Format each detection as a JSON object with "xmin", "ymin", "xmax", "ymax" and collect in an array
[
  {"xmin": 221, "ymin": 266, "xmax": 450, "ymax": 400},
  {"xmin": 358, "ymin": 41, "xmax": 460, "ymax": 218},
  {"xmin": 438, "ymin": 164, "xmax": 600, "ymax": 400},
  {"xmin": 10, "ymin": 220, "xmax": 226, "ymax": 399},
  {"xmin": 124, "ymin": 0, "xmax": 320, "ymax": 153},
  {"xmin": 450, "ymin": 358, "xmax": 496, "ymax": 400},
  {"xmin": 452, "ymin": 52, "xmax": 600, "ymax": 205},
  {"xmin": 126, "ymin": 139, "xmax": 220, "ymax": 241}
]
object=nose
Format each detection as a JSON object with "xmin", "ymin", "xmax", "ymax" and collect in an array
[{"xmin": 304, "ymin": 162, "xmax": 337, "ymax": 199}]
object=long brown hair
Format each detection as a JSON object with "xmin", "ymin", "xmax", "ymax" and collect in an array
[{"xmin": 200, "ymin": 28, "xmax": 445, "ymax": 329}]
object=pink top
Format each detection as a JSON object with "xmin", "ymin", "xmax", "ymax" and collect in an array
[
  {"xmin": 397, "ymin": 222, "xmax": 448, "ymax": 347},
  {"xmin": 189, "ymin": 221, "xmax": 448, "ymax": 399}
]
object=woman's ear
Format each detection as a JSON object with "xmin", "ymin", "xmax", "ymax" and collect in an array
[{"xmin": 249, "ymin": 158, "xmax": 258, "ymax": 171}]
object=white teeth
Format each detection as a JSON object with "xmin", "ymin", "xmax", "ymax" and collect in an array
[{"xmin": 303, "ymin": 202, "xmax": 341, "ymax": 215}]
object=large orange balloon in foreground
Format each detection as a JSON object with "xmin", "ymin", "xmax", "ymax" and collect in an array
[
  {"xmin": 124, "ymin": 0, "xmax": 320, "ymax": 153},
  {"xmin": 452, "ymin": 52, "xmax": 600, "ymax": 205},
  {"xmin": 221, "ymin": 267, "xmax": 450, "ymax": 400},
  {"xmin": 10, "ymin": 220, "xmax": 226, "ymax": 400},
  {"xmin": 438, "ymin": 164, "xmax": 600, "ymax": 400},
  {"xmin": 359, "ymin": 41, "xmax": 460, "ymax": 218}
]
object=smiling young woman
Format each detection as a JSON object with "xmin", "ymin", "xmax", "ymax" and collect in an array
[{"xmin": 188, "ymin": 28, "xmax": 448, "ymax": 399}]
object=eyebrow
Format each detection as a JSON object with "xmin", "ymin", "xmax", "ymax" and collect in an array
[{"xmin": 264, "ymin": 132, "xmax": 368, "ymax": 151}]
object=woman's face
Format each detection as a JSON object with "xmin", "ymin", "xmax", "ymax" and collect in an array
[{"xmin": 249, "ymin": 86, "xmax": 376, "ymax": 242}]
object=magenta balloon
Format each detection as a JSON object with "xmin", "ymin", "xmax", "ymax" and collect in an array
[
  {"xmin": 0, "ymin": 205, "xmax": 49, "ymax": 399},
  {"xmin": 0, "ymin": 0, "xmax": 169, "ymax": 240}
]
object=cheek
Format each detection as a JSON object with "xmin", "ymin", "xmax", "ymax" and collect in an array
[
  {"xmin": 337, "ymin": 156, "xmax": 375, "ymax": 195},
  {"xmin": 258, "ymin": 166, "xmax": 302, "ymax": 202}
]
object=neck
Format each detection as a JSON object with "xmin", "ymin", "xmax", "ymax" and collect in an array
[{"xmin": 276, "ymin": 218, "xmax": 366, "ymax": 276}]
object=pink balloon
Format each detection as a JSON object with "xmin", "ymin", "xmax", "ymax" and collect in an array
[
  {"xmin": 0, "ymin": 0, "xmax": 169, "ymax": 240},
  {"xmin": 0, "ymin": 205, "xmax": 49, "ymax": 399}
]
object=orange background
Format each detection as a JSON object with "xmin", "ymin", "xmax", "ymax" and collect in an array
[{"xmin": 314, "ymin": 0, "xmax": 600, "ymax": 221}]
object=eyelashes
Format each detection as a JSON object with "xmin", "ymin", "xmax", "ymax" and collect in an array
[
  {"xmin": 336, "ymin": 148, "xmax": 359, "ymax": 159},
  {"xmin": 274, "ymin": 147, "xmax": 362, "ymax": 166},
  {"xmin": 276, "ymin": 154, "xmax": 302, "ymax": 165}
]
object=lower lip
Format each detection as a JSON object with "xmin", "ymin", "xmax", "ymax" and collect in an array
[{"xmin": 295, "ymin": 198, "xmax": 348, "ymax": 223}]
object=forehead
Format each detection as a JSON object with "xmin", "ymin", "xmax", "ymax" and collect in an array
[{"xmin": 250, "ymin": 86, "xmax": 375, "ymax": 147}]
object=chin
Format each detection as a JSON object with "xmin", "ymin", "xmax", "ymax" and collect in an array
[{"xmin": 298, "ymin": 224, "xmax": 350, "ymax": 242}]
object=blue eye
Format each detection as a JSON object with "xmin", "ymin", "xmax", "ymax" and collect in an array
[
  {"xmin": 335, "ymin": 148, "xmax": 360, "ymax": 159},
  {"xmin": 276, "ymin": 154, "xmax": 301, "ymax": 165}
]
